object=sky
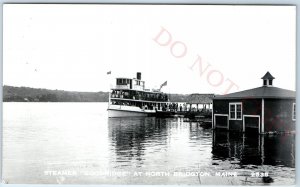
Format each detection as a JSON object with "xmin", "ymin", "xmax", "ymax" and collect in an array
[{"xmin": 3, "ymin": 4, "xmax": 296, "ymax": 94}]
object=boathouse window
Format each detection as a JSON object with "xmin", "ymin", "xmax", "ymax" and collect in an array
[
  {"xmin": 293, "ymin": 103, "xmax": 296, "ymax": 121},
  {"xmin": 269, "ymin": 80, "xmax": 273, "ymax": 86},
  {"xmin": 229, "ymin": 103, "xmax": 242, "ymax": 120},
  {"xmin": 230, "ymin": 104, "xmax": 235, "ymax": 119},
  {"xmin": 263, "ymin": 80, "xmax": 267, "ymax": 86}
]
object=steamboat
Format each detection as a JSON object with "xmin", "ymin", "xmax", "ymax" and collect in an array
[{"xmin": 108, "ymin": 72, "xmax": 169, "ymax": 117}]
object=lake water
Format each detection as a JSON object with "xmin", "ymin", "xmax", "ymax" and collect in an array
[{"xmin": 2, "ymin": 102, "xmax": 295, "ymax": 185}]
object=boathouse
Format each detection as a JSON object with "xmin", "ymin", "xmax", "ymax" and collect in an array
[{"xmin": 212, "ymin": 72, "xmax": 296, "ymax": 133}]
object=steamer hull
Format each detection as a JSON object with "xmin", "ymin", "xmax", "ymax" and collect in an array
[{"xmin": 108, "ymin": 109, "xmax": 149, "ymax": 117}]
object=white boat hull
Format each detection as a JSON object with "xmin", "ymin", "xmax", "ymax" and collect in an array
[
  {"xmin": 108, "ymin": 109, "xmax": 149, "ymax": 118},
  {"xmin": 107, "ymin": 105, "xmax": 155, "ymax": 118}
]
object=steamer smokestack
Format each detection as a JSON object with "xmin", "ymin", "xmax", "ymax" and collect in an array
[{"xmin": 137, "ymin": 72, "xmax": 141, "ymax": 80}]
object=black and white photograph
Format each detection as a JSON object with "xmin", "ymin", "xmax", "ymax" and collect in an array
[{"xmin": 2, "ymin": 4, "xmax": 296, "ymax": 185}]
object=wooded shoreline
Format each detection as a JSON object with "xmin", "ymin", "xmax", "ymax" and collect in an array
[{"xmin": 3, "ymin": 85, "xmax": 193, "ymax": 102}]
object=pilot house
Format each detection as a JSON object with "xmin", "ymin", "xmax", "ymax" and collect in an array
[{"xmin": 212, "ymin": 72, "xmax": 296, "ymax": 134}]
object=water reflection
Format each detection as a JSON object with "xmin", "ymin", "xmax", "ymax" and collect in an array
[
  {"xmin": 108, "ymin": 117, "xmax": 169, "ymax": 167},
  {"xmin": 106, "ymin": 116, "xmax": 294, "ymax": 185},
  {"xmin": 108, "ymin": 117, "xmax": 295, "ymax": 171},
  {"xmin": 107, "ymin": 117, "xmax": 213, "ymax": 170},
  {"xmin": 212, "ymin": 131, "xmax": 295, "ymax": 168}
]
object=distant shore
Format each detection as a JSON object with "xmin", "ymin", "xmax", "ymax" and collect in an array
[
  {"xmin": 3, "ymin": 85, "xmax": 109, "ymax": 102},
  {"xmin": 2, "ymin": 86, "xmax": 191, "ymax": 103}
]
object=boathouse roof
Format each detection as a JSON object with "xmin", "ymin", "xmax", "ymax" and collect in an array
[
  {"xmin": 186, "ymin": 94, "xmax": 214, "ymax": 104},
  {"xmin": 214, "ymin": 86, "xmax": 295, "ymax": 99},
  {"xmin": 214, "ymin": 72, "xmax": 295, "ymax": 100}
]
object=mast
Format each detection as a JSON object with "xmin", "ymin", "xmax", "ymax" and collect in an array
[{"xmin": 107, "ymin": 70, "xmax": 112, "ymax": 108}]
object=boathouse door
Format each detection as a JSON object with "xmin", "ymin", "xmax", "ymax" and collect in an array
[
  {"xmin": 243, "ymin": 115, "xmax": 260, "ymax": 134},
  {"xmin": 214, "ymin": 114, "xmax": 229, "ymax": 129}
]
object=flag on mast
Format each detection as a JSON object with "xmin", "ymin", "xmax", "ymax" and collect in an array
[{"xmin": 160, "ymin": 81, "xmax": 167, "ymax": 90}]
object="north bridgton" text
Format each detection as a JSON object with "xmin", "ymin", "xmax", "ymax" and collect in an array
[{"xmin": 134, "ymin": 171, "xmax": 237, "ymax": 177}]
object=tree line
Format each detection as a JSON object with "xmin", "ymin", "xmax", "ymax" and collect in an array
[{"xmin": 3, "ymin": 85, "xmax": 191, "ymax": 102}]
